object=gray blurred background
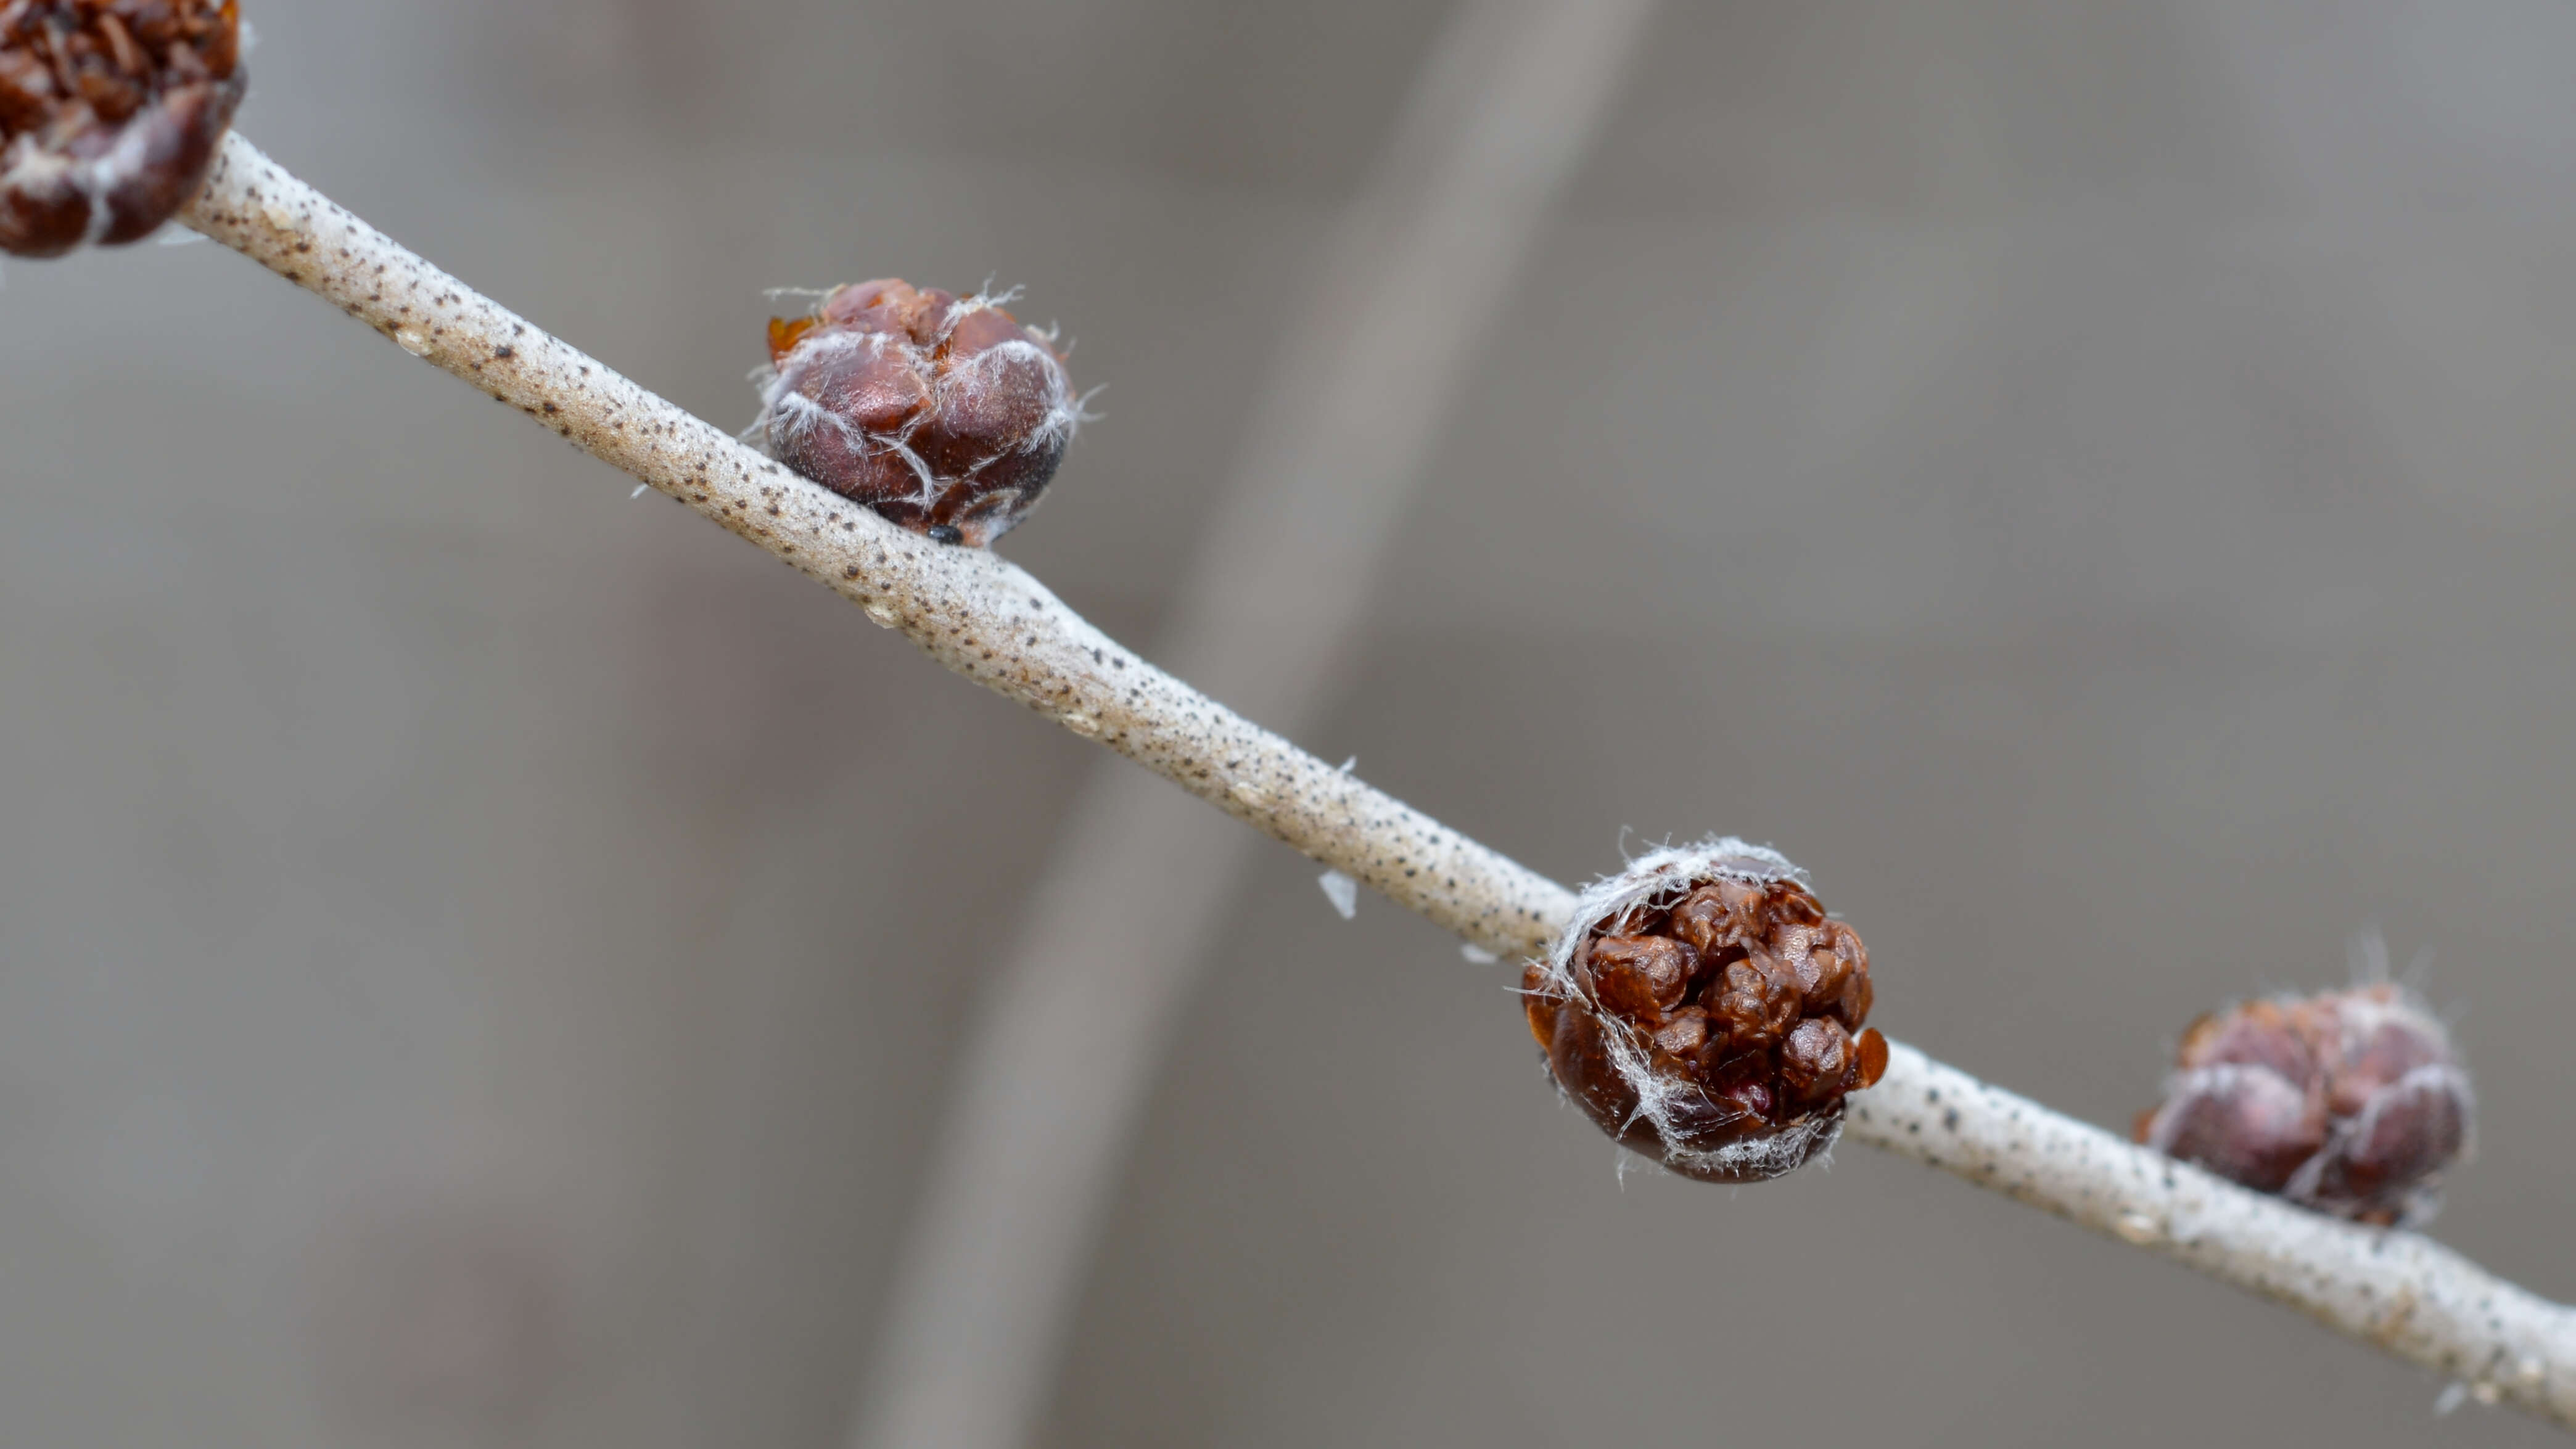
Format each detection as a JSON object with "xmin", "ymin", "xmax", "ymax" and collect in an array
[{"xmin": 4, "ymin": 1, "xmax": 2574, "ymax": 1445}]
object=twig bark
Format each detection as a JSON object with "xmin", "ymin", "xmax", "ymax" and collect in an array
[
  {"xmin": 179, "ymin": 131, "xmax": 2576, "ymax": 1432},
  {"xmin": 1853, "ymin": 1044, "xmax": 2571, "ymax": 1422},
  {"xmin": 847, "ymin": 4, "xmax": 1660, "ymax": 1446}
]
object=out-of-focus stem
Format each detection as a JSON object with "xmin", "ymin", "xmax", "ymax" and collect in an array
[
  {"xmin": 844, "ymin": 3, "xmax": 1662, "ymax": 1446},
  {"xmin": 179, "ymin": 120, "xmax": 2576, "ymax": 1435}
]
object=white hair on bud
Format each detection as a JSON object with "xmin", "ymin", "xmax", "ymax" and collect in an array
[
  {"xmin": 762, "ymin": 388, "xmax": 863, "ymax": 456},
  {"xmin": 752, "ymin": 330, "xmax": 952, "ymax": 503},
  {"xmin": 950, "ymin": 281, "xmax": 1026, "ymax": 319},
  {"xmin": 1536, "ymin": 836, "xmax": 1800, "ymax": 999},
  {"xmin": 934, "ymin": 338, "xmax": 1083, "ymax": 461}
]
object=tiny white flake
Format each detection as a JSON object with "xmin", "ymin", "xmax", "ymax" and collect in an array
[
  {"xmin": 1339, "ymin": 756, "xmax": 1357, "ymax": 773},
  {"xmin": 2434, "ymin": 1382, "xmax": 2469, "ymax": 1416},
  {"xmin": 1317, "ymin": 870, "xmax": 1358, "ymax": 920},
  {"xmin": 1459, "ymin": 943, "xmax": 1498, "ymax": 964},
  {"xmin": 631, "ymin": 484, "xmax": 649, "ymax": 498}
]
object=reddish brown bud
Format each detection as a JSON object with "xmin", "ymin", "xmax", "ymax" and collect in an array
[
  {"xmin": 1520, "ymin": 839, "xmax": 1886, "ymax": 1183},
  {"xmin": 2136, "ymin": 976, "xmax": 2472, "ymax": 1226},
  {"xmin": 1, "ymin": 0, "xmax": 245, "ymax": 258},
  {"xmin": 753, "ymin": 279, "xmax": 1080, "ymax": 547}
]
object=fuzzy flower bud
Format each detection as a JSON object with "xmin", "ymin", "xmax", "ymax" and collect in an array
[
  {"xmin": 754, "ymin": 279, "xmax": 1079, "ymax": 548},
  {"xmin": 2135, "ymin": 979, "xmax": 2473, "ymax": 1226},
  {"xmin": 1, "ymin": 0, "xmax": 245, "ymax": 258},
  {"xmin": 1521, "ymin": 839, "xmax": 1887, "ymax": 1183}
]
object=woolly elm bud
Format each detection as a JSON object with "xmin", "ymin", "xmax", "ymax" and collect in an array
[
  {"xmin": 754, "ymin": 279, "xmax": 1079, "ymax": 548},
  {"xmin": 2136, "ymin": 980, "xmax": 2472, "ymax": 1226},
  {"xmin": 1, "ymin": 0, "xmax": 245, "ymax": 258},
  {"xmin": 1521, "ymin": 839, "xmax": 1887, "ymax": 1183}
]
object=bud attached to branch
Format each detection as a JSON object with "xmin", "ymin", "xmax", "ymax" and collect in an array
[
  {"xmin": 1521, "ymin": 839, "xmax": 1887, "ymax": 1182},
  {"xmin": 1, "ymin": 0, "xmax": 245, "ymax": 257},
  {"xmin": 2136, "ymin": 980, "xmax": 2473, "ymax": 1226},
  {"xmin": 754, "ymin": 279, "xmax": 1080, "ymax": 548}
]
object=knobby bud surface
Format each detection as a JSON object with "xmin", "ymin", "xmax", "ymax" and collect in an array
[
  {"xmin": 1, "ymin": 0, "xmax": 244, "ymax": 257},
  {"xmin": 754, "ymin": 279, "xmax": 1079, "ymax": 548},
  {"xmin": 2136, "ymin": 980, "xmax": 2473, "ymax": 1226},
  {"xmin": 1522, "ymin": 839, "xmax": 1887, "ymax": 1182}
]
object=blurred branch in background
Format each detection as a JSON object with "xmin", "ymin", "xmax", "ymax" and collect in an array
[
  {"xmin": 840, "ymin": 2, "xmax": 1660, "ymax": 1445},
  {"xmin": 171, "ymin": 33, "xmax": 2576, "ymax": 1443}
]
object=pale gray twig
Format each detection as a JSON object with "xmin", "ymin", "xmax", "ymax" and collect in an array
[{"xmin": 179, "ymin": 129, "xmax": 2576, "ymax": 1432}]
